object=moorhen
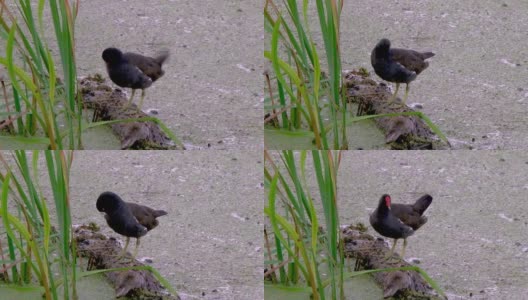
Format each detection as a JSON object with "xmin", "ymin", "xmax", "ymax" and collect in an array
[
  {"xmin": 369, "ymin": 194, "xmax": 433, "ymax": 260},
  {"xmin": 371, "ymin": 38, "xmax": 434, "ymax": 105},
  {"xmin": 102, "ymin": 47, "xmax": 169, "ymax": 110},
  {"xmin": 96, "ymin": 191, "xmax": 168, "ymax": 258}
]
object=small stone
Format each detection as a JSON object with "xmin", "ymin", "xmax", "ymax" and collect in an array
[{"xmin": 410, "ymin": 258, "xmax": 421, "ymax": 264}]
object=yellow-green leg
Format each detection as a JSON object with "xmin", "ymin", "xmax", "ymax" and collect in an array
[
  {"xmin": 132, "ymin": 237, "xmax": 141, "ymax": 258},
  {"xmin": 117, "ymin": 236, "xmax": 130, "ymax": 259},
  {"xmin": 128, "ymin": 89, "xmax": 136, "ymax": 106},
  {"xmin": 388, "ymin": 83, "xmax": 400, "ymax": 103},
  {"xmin": 401, "ymin": 84, "xmax": 410, "ymax": 106},
  {"xmin": 400, "ymin": 238, "xmax": 408, "ymax": 259},
  {"xmin": 137, "ymin": 89, "xmax": 146, "ymax": 110},
  {"xmin": 384, "ymin": 239, "xmax": 398, "ymax": 260}
]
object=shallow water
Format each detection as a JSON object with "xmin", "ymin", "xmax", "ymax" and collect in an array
[
  {"xmin": 265, "ymin": 103, "xmax": 387, "ymax": 150},
  {"xmin": 265, "ymin": 259, "xmax": 384, "ymax": 300}
]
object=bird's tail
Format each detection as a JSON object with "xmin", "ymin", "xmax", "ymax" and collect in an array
[
  {"xmin": 421, "ymin": 52, "xmax": 435, "ymax": 59},
  {"xmin": 154, "ymin": 209, "xmax": 168, "ymax": 217},
  {"xmin": 413, "ymin": 194, "xmax": 433, "ymax": 215},
  {"xmin": 155, "ymin": 50, "xmax": 170, "ymax": 65}
]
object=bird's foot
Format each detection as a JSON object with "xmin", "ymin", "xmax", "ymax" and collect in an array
[
  {"xmin": 382, "ymin": 255, "xmax": 400, "ymax": 263},
  {"xmin": 115, "ymin": 250, "xmax": 127, "ymax": 260},
  {"xmin": 386, "ymin": 99, "xmax": 407, "ymax": 109},
  {"xmin": 118, "ymin": 101, "xmax": 134, "ymax": 113}
]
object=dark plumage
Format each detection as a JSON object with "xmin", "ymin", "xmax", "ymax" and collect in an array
[
  {"xmin": 370, "ymin": 194, "xmax": 432, "ymax": 259},
  {"xmin": 371, "ymin": 38, "xmax": 434, "ymax": 105},
  {"xmin": 96, "ymin": 191, "xmax": 167, "ymax": 258},
  {"xmin": 127, "ymin": 202, "xmax": 168, "ymax": 231},
  {"xmin": 391, "ymin": 194, "xmax": 432, "ymax": 231},
  {"xmin": 102, "ymin": 47, "xmax": 169, "ymax": 109}
]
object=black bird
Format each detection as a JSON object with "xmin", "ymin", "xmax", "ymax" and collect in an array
[
  {"xmin": 96, "ymin": 191, "xmax": 167, "ymax": 258},
  {"xmin": 371, "ymin": 38, "xmax": 434, "ymax": 105},
  {"xmin": 102, "ymin": 47, "xmax": 169, "ymax": 110},
  {"xmin": 369, "ymin": 194, "xmax": 433, "ymax": 260}
]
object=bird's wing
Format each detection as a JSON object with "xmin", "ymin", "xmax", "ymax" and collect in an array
[
  {"xmin": 393, "ymin": 215, "xmax": 415, "ymax": 236},
  {"xmin": 391, "ymin": 49, "xmax": 428, "ymax": 73},
  {"xmin": 127, "ymin": 65, "xmax": 152, "ymax": 89},
  {"xmin": 125, "ymin": 52, "xmax": 164, "ymax": 81}
]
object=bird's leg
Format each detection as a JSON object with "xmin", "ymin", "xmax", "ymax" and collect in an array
[
  {"xmin": 388, "ymin": 83, "xmax": 400, "ymax": 103},
  {"xmin": 402, "ymin": 84, "xmax": 410, "ymax": 106},
  {"xmin": 400, "ymin": 238, "xmax": 408, "ymax": 260},
  {"xmin": 117, "ymin": 237, "xmax": 130, "ymax": 258},
  {"xmin": 137, "ymin": 89, "xmax": 146, "ymax": 111},
  {"xmin": 132, "ymin": 237, "xmax": 140, "ymax": 258},
  {"xmin": 384, "ymin": 239, "xmax": 398, "ymax": 260},
  {"xmin": 128, "ymin": 89, "xmax": 136, "ymax": 106}
]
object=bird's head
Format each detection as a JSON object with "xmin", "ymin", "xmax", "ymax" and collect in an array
[
  {"xmin": 377, "ymin": 38, "xmax": 391, "ymax": 48},
  {"xmin": 373, "ymin": 38, "xmax": 391, "ymax": 57},
  {"xmin": 102, "ymin": 47, "xmax": 124, "ymax": 64},
  {"xmin": 381, "ymin": 194, "xmax": 391, "ymax": 209},
  {"xmin": 96, "ymin": 191, "xmax": 122, "ymax": 213}
]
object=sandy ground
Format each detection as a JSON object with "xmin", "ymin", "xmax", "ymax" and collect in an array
[
  {"xmin": 0, "ymin": 0, "xmax": 262, "ymax": 149},
  {"xmin": 283, "ymin": 151, "xmax": 528, "ymax": 299},
  {"xmin": 335, "ymin": 0, "xmax": 528, "ymax": 150},
  {"xmin": 67, "ymin": 151, "xmax": 263, "ymax": 299}
]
